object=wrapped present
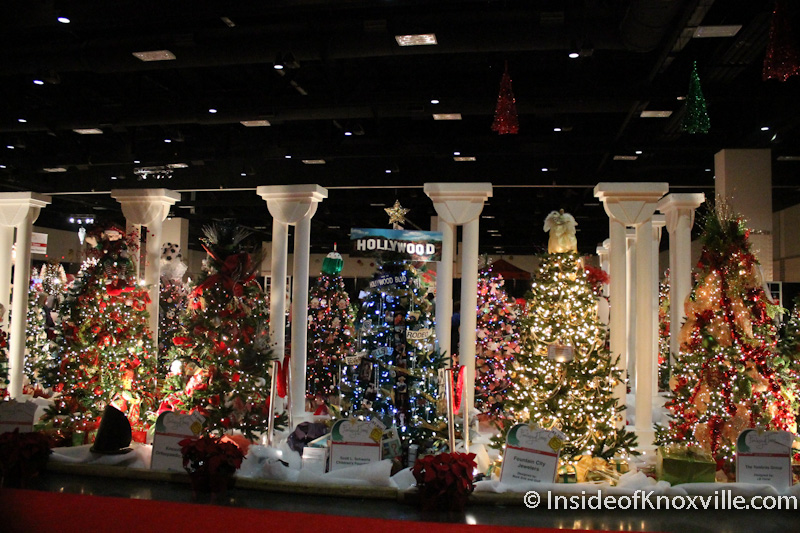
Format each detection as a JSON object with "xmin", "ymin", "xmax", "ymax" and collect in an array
[
  {"xmin": 656, "ymin": 445, "xmax": 716, "ymax": 484},
  {"xmin": 557, "ymin": 464, "xmax": 577, "ymax": 483},
  {"xmin": 612, "ymin": 457, "xmax": 630, "ymax": 474},
  {"xmin": 575, "ymin": 455, "xmax": 619, "ymax": 484}
]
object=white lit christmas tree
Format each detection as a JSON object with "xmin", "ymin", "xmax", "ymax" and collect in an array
[
  {"xmin": 158, "ymin": 242, "xmax": 189, "ymax": 373},
  {"xmin": 475, "ymin": 263, "xmax": 519, "ymax": 420},
  {"xmin": 657, "ymin": 207, "xmax": 797, "ymax": 473},
  {"xmin": 499, "ymin": 210, "xmax": 635, "ymax": 461},
  {"xmin": 307, "ymin": 246, "xmax": 355, "ymax": 407}
]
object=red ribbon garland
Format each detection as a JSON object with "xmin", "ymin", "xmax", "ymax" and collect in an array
[
  {"xmin": 452, "ymin": 366, "xmax": 466, "ymax": 414},
  {"xmin": 191, "ymin": 250, "xmax": 256, "ymax": 301}
]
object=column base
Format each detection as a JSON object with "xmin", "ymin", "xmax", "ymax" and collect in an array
[{"xmin": 631, "ymin": 427, "xmax": 656, "ymax": 450}]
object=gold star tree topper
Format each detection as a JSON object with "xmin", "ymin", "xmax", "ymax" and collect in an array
[{"xmin": 385, "ymin": 200, "xmax": 410, "ymax": 227}]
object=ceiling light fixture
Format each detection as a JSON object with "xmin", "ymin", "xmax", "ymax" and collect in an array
[
  {"xmin": 164, "ymin": 138, "xmax": 172, "ymax": 143},
  {"xmin": 454, "ymin": 156, "xmax": 476, "ymax": 162},
  {"xmin": 431, "ymin": 99, "xmax": 440, "ymax": 105},
  {"xmin": 302, "ymin": 159, "xmax": 326, "ymax": 165},
  {"xmin": 453, "ymin": 151, "xmax": 461, "ymax": 156},
  {"xmin": 0, "ymin": 165, "xmax": 6, "ymax": 169},
  {"xmin": 640, "ymin": 110, "xmax": 673, "ymax": 118},
  {"xmin": 693, "ymin": 25, "xmax": 742, "ymax": 38},
  {"xmin": 18, "ymin": 119, "xmax": 27, "ymax": 123},
  {"xmin": 635, "ymin": 150, "xmax": 643, "ymax": 155},
  {"xmin": 395, "ymin": 33, "xmax": 437, "ymax": 46},
  {"xmin": 284, "ymin": 155, "xmax": 292, "ymax": 159},
  {"xmin": 167, "ymin": 163, "xmax": 189, "ymax": 169},
  {"xmin": 761, "ymin": 126, "xmax": 770, "ymax": 131},
  {"xmin": 6, "ymin": 145, "xmax": 14, "ymax": 150},
  {"xmin": 613, "ymin": 155, "xmax": 639, "ymax": 161},
  {"xmin": 57, "ymin": 16, "xmax": 70, "ymax": 24},
  {"xmin": 433, "ymin": 113, "xmax": 462, "ymax": 120},
  {"xmin": 135, "ymin": 166, "xmax": 173, "ymax": 180},
  {"xmin": 481, "ymin": 215, "xmax": 495, "ymax": 219},
  {"xmin": 553, "ymin": 127, "xmax": 562, "ymax": 132},
  {"xmin": 33, "ymin": 79, "xmax": 44, "ymax": 85},
  {"xmin": 208, "ymin": 108, "xmax": 217, "ymax": 114},
  {"xmin": 344, "ymin": 131, "xmax": 352, "ymax": 136},
  {"xmin": 133, "ymin": 160, "xmax": 141, "ymax": 164},
  {"xmin": 777, "ymin": 156, "xmax": 800, "ymax": 161},
  {"xmin": 240, "ymin": 120, "xmax": 271, "ymax": 127},
  {"xmin": 568, "ymin": 51, "xmax": 580, "ymax": 59},
  {"xmin": 43, "ymin": 167, "xmax": 67, "ymax": 173},
  {"xmin": 541, "ymin": 168, "xmax": 549, "ymax": 172},
  {"xmin": 73, "ymin": 128, "xmax": 103, "ymax": 134},
  {"xmin": 221, "ymin": 16, "xmax": 236, "ymax": 28},
  {"xmin": 133, "ymin": 50, "xmax": 177, "ymax": 62}
]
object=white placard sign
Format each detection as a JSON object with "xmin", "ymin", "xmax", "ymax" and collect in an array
[
  {"xmin": 0, "ymin": 400, "xmax": 38, "ymax": 434},
  {"xmin": 500, "ymin": 424, "xmax": 565, "ymax": 485},
  {"xmin": 31, "ymin": 232, "xmax": 48, "ymax": 255},
  {"xmin": 150, "ymin": 411, "xmax": 206, "ymax": 472},
  {"xmin": 736, "ymin": 429, "xmax": 793, "ymax": 490},
  {"xmin": 328, "ymin": 418, "xmax": 382, "ymax": 472},
  {"xmin": 302, "ymin": 447, "xmax": 329, "ymax": 475}
]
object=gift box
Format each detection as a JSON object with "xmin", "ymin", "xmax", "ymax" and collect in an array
[
  {"xmin": 557, "ymin": 464, "xmax": 577, "ymax": 483},
  {"xmin": 656, "ymin": 446, "xmax": 716, "ymax": 484}
]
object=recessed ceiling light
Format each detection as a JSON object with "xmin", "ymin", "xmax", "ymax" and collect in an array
[
  {"xmin": 133, "ymin": 50, "xmax": 176, "ymax": 62},
  {"xmin": 240, "ymin": 120, "xmax": 271, "ymax": 127},
  {"xmin": 18, "ymin": 119, "xmax": 27, "ymax": 123},
  {"xmin": 385, "ymin": 169, "xmax": 392, "ymax": 173},
  {"xmin": 328, "ymin": 225, "xmax": 341, "ymax": 229},
  {"xmin": 491, "ymin": 233, "xmax": 502, "ymax": 237},
  {"xmin": 164, "ymin": 138, "xmax": 172, "ymax": 143},
  {"xmin": 133, "ymin": 160, "xmax": 141, "ymax": 164},
  {"xmin": 111, "ymin": 176, "xmax": 118, "ymax": 180},
  {"xmin": 481, "ymin": 215, "xmax": 495, "ymax": 219},
  {"xmin": 676, "ymin": 96, "xmax": 686, "ymax": 101},
  {"xmin": 33, "ymin": 79, "xmax": 44, "ymax": 85},
  {"xmin": 693, "ymin": 25, "xmax": 742, "ymax": 38},
  {"xmin": 208, "ymin": 108, "xmax": 217, "ymax": 114},
  {"xmin": 761, "ymin": 126, "xmax": 770, "ymax": 131},
  {"xmin": 6, "ymin": 145, "xmax": 14, "ymax": 149},
  {"xmin": 43, "ymin": 167, "xmax": 67, "ymax": 173},
  {"xmin": 369, "ymin": 203, "xmax": 385, "ymax": 207},
  {"xmin": 453, "ymin": 151, "xmax": 461, "ymax": 156},
  {"xmin": 613, "ymin": 155, "xmax": 639, "ymax": 161},
  {"xmin": 433, "ymin": 113, "xmax": 462, "ymax": 120},
  {"xmin": 568, "ymin": 51, "xmax": 580, "ymax": 59},
  {"xmin": 73, "ymin": 128, "xmax": 103, "ymax": 134},
  {"xmin": 221, "ymin": 16, "xmax": 236, "ymax": 28},
  {"xmin": 553, "ymin": 127, "xmax": 562, "ymax": 132},
  {"xmin": 344, "ymin": 131, "xmax": 352, "ymax": 136},
  {"xmin": 167, "ymin": 163, "xmax": 189, "ymax": 169},
  {"xmin": 284, "ymin": 155, "xmax": 292, "ymax": 159},
  {"xmin": 640, "ymin": 110, "xmax": 673, "ymax": 118},
  {"xmin": 57, "ymin": 16, "xmax": 70, "ymax": 24},
  {"xmin": 635, "ymin": 150, "xmax": 643, "ymax": 155},
  {"xmin": 241, "ymin": 172, "xmax": 246, "ymax": 176},
  {"xmin": 705, "ymin": 168, "xmax": 712, "ymax": 171},
  {"xmin": 430, "ymin": 99, "xmax": 440, "ymax": 105},
  {"xmin": 395, "ymin": 33, "xmax": 437, "ymax": 46},
  {"xmin": 0, "ymin": 165, "xmax": 6, "ymax": 169},
  {"xmin": 454, "ymin": 156, "xmax": 476, "ymax": 162},
  {"xmin": 302, "ymin": 159, "xmax": 326, "ymax": 165},
  {"xmin": 487, "ymin": 229, "xmax": 499, "ymax": 233},
  {"xmin": 777, "ymin": 156, "xmax": 800, "ymax": 161},
  {"xmin": 541, "ymin": 167, "xmax": 549, "ymax": 172}
]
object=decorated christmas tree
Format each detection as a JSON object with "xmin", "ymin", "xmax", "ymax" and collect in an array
[
  {"xmin": 475, "ymin": 263, "xmax": 519, "ymax": 420},
  {"xmin": 41, "ymin": 224, "xmax": 158, "ymax": 436},
  {"xmin": 658, "ymin": 271, "xmax": 671, "ymax": 391},
  {"xmin": 777, "ymin": 295, "xmax": 800, "ymax": 397},
  {"xmin": 307, "ymin": 246, "xmax": 355, "ymax": 407},
  {"xmin": 159, "ymin": 223, "xmax": 273, "ymax": 439},
  {"xmin": 656, "ymin": 207, "xmax": 797, "ymax": 472},
  {"xmin": 0, "ymin": 305, "xmax": 9, "ymax": 399},
  {"xmin": 158, "ymin": 242, "xmax": 189, "ymax": 373},
  {"xmin": 499, "ymin": 210, "xmax": 635, "ymax": 462},
  {"xmin": 25, "ymin": 262, "xmax": 68, "ymax": 393},
  {"xmin": 340, "ymin": 202, "xmax": 446, "ymax": 457}
]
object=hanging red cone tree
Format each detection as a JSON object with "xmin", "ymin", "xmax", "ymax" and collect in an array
[
  {"xmin": 491, "ymin": 62, "xmax": 519, "ymax": 135},
  {"xmin": 681, "ymin": 61, "xmax": 711, "ymax": 134},
  {"xmin": 763, "ymin": 0, "xmax": 800, "ymax": 82}
]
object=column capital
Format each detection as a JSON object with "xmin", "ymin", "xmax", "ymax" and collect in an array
[
  {"xmin": 0, "ymin": 192, "xmax": 52, "ymax": 227},
  {"xmin": 257, "ymin": 184, "xmax": 328, "ymax": 224},
  {"xmin": 424, "ymin": 182, "xmax": 492, "ymax": 225},
  {"xmin": 652, "ymin": 213, "xmax": 666, "ymax": 229},
  {"xmin": 111, "ymin": 188, "xmax": 181, "ymax": 226},
  {"xmin": 657, "ymin": 193, "xmax": 706, "ymax": 233},
  {"xmin": 594, "ymin": 182, "xmax": 668, "ymax": 226}
]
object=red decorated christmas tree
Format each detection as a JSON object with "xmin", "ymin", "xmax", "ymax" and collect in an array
[
  {"xmin": 307, "ymin": 247, "xmax": 355, "ymax": 408},
  {"xmin": 41, "ymin": 224, "xmax": 158, "ymax": 436},
  {"xmin": 475, "ymin": 264, "xmax": 519, "ymax": 420},
  {"xmin": 657, "ymin": 207, "xmax": 797, "ymax": 473},
  {"xmin": 160, "ymin": 223, "xmax": 273, "ymax": 439}
]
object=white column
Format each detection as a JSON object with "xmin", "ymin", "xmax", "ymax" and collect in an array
[
  {"xmin": 608, "ymin": 219, "xmax": 628, "ymax": 412},
  {"xmin": 291, "ymin": 215, "xmax": 313, "ymax": 418},
  {"xmin": 715, "ymin": 149, "xmax": 772, "ymax": 279},
  {"xmin": 436, "ymin": 219, "xmax": 455, "ymax": 360},
  {"xmin": 625, "ymin": 229, "xmax": 637, "ymax": 383},
  {"xmin": 594, "ymin": 182, "xmax": 668, "ymax": 445},
  {"xmin": 424, "ymin": 183, "xmax": 492, "ymax": 452},
  {"xmin": 651, "ymin": 215, "xmax": 666, "ymax": 401},
  {"xmin": 0, "ymin": 226, "xmax": 13, "ymax": 330},
  {"xmin": 0, "ymin": 193, "xmax": 52, "ymax": 399},
  {"xmin": 658, "ymin": 193, "xmax": 705, "ymax": 365},
  {"xmin": 112, "ymin": 189, "xmax": 181, "ymax": 340},
  {"xmin": 257, "ymin": 184, "xmax": 328, "ymax": 428}
]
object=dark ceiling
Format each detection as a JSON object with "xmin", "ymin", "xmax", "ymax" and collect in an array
[{"xmin": 1, "ymin": 1, "xmax": 798, "ymax": 257}]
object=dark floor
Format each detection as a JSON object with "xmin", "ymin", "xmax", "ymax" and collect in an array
[{"xmin": 14, "ymin": 471, "xmax": 799, "ymax": 533}]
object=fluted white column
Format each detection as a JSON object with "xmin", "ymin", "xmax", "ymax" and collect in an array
[
  {"xmin": 291, "ymin": 215, "xmax": 313, "ymax": 419},
  {"xmin": 0, "ymin": 226, "xmax": 13, "ymax": 330},
  {"xmin": 0, "ymin": 193, "xmax": 51, "ymax": 399},
  {"xmin": 626, "ymin": 229, "xmax": 637, "ymax": 383},
  {"xmin": 595, "ymin": 183, "xmax": 668, "ymax": 446},
  {"xmin": 112, "ymin": 189, "xmax": 181, "ymax": 342},
  {"xmin": 435, "ymin": 219, "xmax": 455, "ymax": 360},
  {"xmin": 424, "ymin": 183, "xmax": 492, "ymax": 452},
  {"xmin": 658, "ymin": 193, "xmax": 705, "ymax": 366}
]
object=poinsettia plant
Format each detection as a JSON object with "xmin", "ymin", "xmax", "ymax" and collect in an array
[
  {"xmin": 179, "ymin": 434, "xmax": 245, "ymax": 493},
  {"xmin": 411, "ymin": 451, "xmax": 477, "ymax": 511}
]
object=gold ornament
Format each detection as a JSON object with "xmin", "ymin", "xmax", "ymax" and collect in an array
[{"xmin": 385, "ymin": 200, "xmax": 410, "ymax": 226}]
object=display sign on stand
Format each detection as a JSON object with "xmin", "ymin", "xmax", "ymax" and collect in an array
[
  {"xmin": 151, "ymin": 411, "xmax": 205, "ymax": 472},
  {"xmin": 328, "ymin": 418, "xmax": 383, "ymax": 472},
  {"xmin": 500, "ymin": 424, "xmax": 565, "ymax": 484},
  {"xmin": 736, "ymin": 429, "xmax": 793, "ymax": 490},
  {"xmin": 0, "ymin": 400, "xmax": 38, "ymax": 434}
]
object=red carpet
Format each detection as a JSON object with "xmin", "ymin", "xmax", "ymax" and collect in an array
[{"xmin": 0, "ymin": 488, "xmax": 621, "ymax": 533}]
